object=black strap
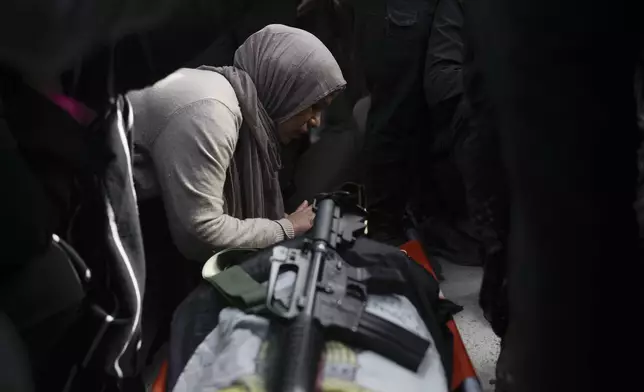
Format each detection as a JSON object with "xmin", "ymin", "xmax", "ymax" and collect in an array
[{"xmin": 401, "ymin": 253, "xmax": 457, "ymax": 381}]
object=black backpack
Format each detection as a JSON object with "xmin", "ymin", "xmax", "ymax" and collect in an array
[{"xmin": 0, "ymin": 73, "xmax": 146, "ymax": 392}]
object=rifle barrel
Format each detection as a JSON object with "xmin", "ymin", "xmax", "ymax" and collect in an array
[
  {"xmin": 274, "ymin": 313, "xmax": 325, "ymax": 392},
  {"xmin": 311, "ymin": 198, "xmax": 336, "ymax": 243},
  {"xmin": 272, "ymin": 198, "xmax": 338, "ymax": 392}
]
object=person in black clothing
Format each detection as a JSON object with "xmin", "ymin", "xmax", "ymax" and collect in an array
[
  {"xmin": 457, "ymin": 11, "xmax": 510, "ymax": 339},
  {"xmin": 423, "ymin": 0, "xmax": 510, "ymax": 339},
  {"xmin": 419, "ymin": 0, "xmax": 484, "ymax": 268},
  {"xmin": 467, "ymin": 0, "xmax": 644, "ymax": 391},
  {"xmin": 356, "ymin": 0, "xmax": 437, "ymax": 245}
]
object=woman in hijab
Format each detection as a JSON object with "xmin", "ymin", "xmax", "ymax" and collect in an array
[{"xmin": 129, "ymin": 24, "xmax": 346, "ymax": 262}]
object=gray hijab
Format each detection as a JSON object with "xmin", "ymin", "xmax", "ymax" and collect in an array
[{"xmin": 200, "ymin": 24, "xmax": 346, "ymax": 220}]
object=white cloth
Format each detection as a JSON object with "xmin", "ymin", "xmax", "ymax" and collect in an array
[{"xmin": 173, "ymin": 295, "xmax": 449, "ymax": 392}]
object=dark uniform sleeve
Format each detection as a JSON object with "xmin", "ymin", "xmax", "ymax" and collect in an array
[{"xmin": 424, "ymin": 0, "xmax": 464, "ymax": 107}]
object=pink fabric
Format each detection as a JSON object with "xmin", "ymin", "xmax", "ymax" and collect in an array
[{"xmin": 48, "ymin": 93, "xmax": 97, "ymax": 126}]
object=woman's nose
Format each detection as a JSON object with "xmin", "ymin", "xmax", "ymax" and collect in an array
[{"xmin": 308, "ymin": 114, "xmax": 321, "ymax": 129}]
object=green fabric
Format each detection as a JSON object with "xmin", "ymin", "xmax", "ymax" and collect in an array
[
  {"xmin": 205, "ymin": 266, "xmax": 266, "ymax": 309},
  {"xmin": 212, "ymin": 248, "xmax": 260, "ymax": 271}
]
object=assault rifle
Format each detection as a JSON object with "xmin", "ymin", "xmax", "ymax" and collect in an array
[{"xmin": 266, "ymin": 191, "xmax": 431, "ymax": 392}]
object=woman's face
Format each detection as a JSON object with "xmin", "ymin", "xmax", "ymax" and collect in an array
[{"xmin": 277, "ymin": 95, "xmax": 335, "ymax": 144}]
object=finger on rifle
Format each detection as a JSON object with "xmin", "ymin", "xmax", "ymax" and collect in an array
[{"xmin": 295, "ymin": 200, "xmax": 309, "ymax": 212}]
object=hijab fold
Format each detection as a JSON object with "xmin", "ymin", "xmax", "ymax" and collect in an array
[{"xmin": 199, "ymin": 24, "xmax": 346, "ymax": 221}]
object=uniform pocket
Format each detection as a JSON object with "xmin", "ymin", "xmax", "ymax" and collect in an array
[
  {"xmin": 386, "ymin": 0, "xmax": 432, "ymax": 30},
  {"xmin": 382, "ymin": 0, "xmax": 432, "ymax": 74},
  {"xmin": 387, "ymin": 5, "xmax": 418, "ymax": 28}
]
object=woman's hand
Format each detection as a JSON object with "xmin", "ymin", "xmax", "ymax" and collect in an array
[{"xmin": 286, "ymin": 200, "xmax": 316, "ymax": 236}]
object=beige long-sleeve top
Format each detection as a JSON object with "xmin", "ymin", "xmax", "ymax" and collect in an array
[{"xmin": 129, "ymin": 68, "xmax": 293, "ymax": 262}]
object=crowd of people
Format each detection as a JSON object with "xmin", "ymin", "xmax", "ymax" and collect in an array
[{"xmin": 1, "ymin": 0, "xmax": 644, "ymax": 392}]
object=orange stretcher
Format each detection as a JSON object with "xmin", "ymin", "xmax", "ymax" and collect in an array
[{"xmin": 152, "ymin": 240, "xmax": 480, "ymax": 392}]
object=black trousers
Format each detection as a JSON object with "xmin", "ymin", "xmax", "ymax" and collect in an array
[
  {"xmin": 357, "ymin": 0, "xmax": 436, "ymax": 243},
  {"xmin": 454, "ymin": 29, "xmax": 511, "ymax": 337},
  {"xmin": 467, "ymin": 1, "xmax": 643, "ymax": 391}
]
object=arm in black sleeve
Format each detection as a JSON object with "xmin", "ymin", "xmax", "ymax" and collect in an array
[{"xmin": 424, "ymin": 0, "xmax": 465, "ymax": 108}]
